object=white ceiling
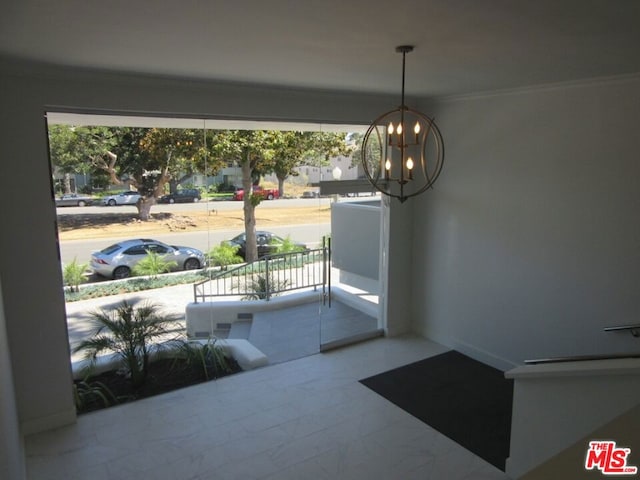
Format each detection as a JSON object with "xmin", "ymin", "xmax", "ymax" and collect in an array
[{"xmin": 2, "ymin": 0, "xmax": 640, "ymax": 98}]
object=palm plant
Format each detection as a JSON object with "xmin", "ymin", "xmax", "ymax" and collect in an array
[
  {"xmin": 174, "ymin": 338, "xmax": 234, "ymax": 380},
  {"xmin": 132, "ymin": 250, "xmax": 177, "ymax": 279},
  {"xmin": 208, "ymin": 242, "xmax": 243, "ymax": 270},
  {"xmin": 73, "ymin": 301, "xmax": 180, "ymax": 389},
  {"xmin": 73, "ymin": 378, "xmax": 117, "ymax": 412},
  {"xmin": 272, "ymin": 235, "xmax": 305, "ymax": 254},
  {"xmin": 242, "ymin": 273, "xmax": 290, "ymax": 300},
  {"xmin": 63, "ymin": 257, "xmax": 88, "ymax": 292}
]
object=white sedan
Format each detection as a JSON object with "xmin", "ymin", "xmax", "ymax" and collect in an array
[{"xmin": 102, "ymin": 191, "xmax": 141, "ymax": 206}]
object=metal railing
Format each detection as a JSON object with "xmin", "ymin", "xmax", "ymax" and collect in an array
[
  {"xmin": 604, "ymin": 323, "xmax": 640, "ymax": 337},
  {"xmin": 524, "ymin": 323, "xmax": 640, "ymax": 364},
  {"xmin": 193, "ymin": 238, "xmax": 331, "ymax": 303},
  {"xmin": 525, "ymin": 353, "xmax": 640, "ymax": 365}
]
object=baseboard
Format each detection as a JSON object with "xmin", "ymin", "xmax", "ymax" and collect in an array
[
  {"xmin": 21, "ymin": 407, "xmax": 77, "ymax": 436},
  {"xmin": 450, "ymin": 339, "xmax": 518, "ymax": 371},
  {"xmin": 418, "ymin": 326, "xmax": 517, "ymax": 372}
]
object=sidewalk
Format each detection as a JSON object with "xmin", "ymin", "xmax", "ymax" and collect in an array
[{"xmin": 65, "ymin": 283, "xmax": 194, "ymax": 362}]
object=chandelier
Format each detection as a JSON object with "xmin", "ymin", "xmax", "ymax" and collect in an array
[{"xmin": 361, "ymin": 46, "xmax": 444, "ymax": 203}]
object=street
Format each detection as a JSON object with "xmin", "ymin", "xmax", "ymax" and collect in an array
[
  {"xmin": 57, "ymin": 197, "xmax": 336, "ymax": 266},
  {"xmin": 59, "ymin": 223, "xmax": 330, "ymax": 265}
]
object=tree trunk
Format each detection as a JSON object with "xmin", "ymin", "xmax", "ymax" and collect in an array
[
  {"xmin": 242, "ymin": 155, "xmax": 258, "ymax": 262},
  {"xmin": 63, "ymin": 172, "xmax": 72, "ymax": 194},
  {"xmin": 136, "ymin": 196, "xmax": 156, "ymax": 221},
  {"xmin": 276, "ymin": 174, "xmax": 286, "ymax": 198}
]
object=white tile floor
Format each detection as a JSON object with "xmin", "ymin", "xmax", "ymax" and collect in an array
[{"xmin": 25, "ymin": 335, "xmax": 511, "ymax": 480}]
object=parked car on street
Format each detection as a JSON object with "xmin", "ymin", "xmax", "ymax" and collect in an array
[
  {"xmin": 158, "ymin": 189, "xmax": 201, "ymax": 204},
  {"xmin": 55, "ymin": 193, "xmax": 95, "ymax": 207},
  {"xmin": 233, "ymin": 185, "xmax": 279, "ymax": 201},
  {"xmin": 90, "ymin": 238, "xmax": 206, "ymax": 279},
  {"xmin": 226, "ymin": 231, "xmax": 307, "ymax": 260},
  {"xmin": 102, "ymin": 191, "xmax": 141, "ymax": 206}
]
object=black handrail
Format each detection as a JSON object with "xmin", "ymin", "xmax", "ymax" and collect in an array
[
  {"xmin": 525, "ymin": 353, "xmax": 640, "ymax": 365},
  {"xmin": 604, "ymin": 323, "xmax": 640, "ymax": 336}
]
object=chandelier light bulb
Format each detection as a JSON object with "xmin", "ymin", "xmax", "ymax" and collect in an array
[{"xmin": 406, "ymin": 157, "xmax": 414, "ymax": 170}]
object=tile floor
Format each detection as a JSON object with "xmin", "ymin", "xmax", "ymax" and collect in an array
[
  {"xmin": 25, "ymin": 335, "xmax": 511, "ymax": 480},
  {"xmin": 249, "ymin": 299, "xmax": 380, "ymax": 365}
]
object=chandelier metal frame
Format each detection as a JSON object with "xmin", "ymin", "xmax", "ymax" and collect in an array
[{"xmin": 361, "ymin": 46, "xmax": 445, "ymax": 203}]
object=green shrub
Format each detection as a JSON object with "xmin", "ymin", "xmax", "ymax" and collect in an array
[
  {"xmin": 208, "ymin": 242, "xmax": 243, "ymax": 270},
  {"xmin": 63, "ymin": 257, "xmax": 88, "ymax": 292},
  {"xmin": 64, "ymin": 271, "xmax": 209, "ymax": 302},
  {"xmin": 272, "ymin": 235, "xmax": 306, "ymax": 254},
  {"xmin": 73, "ymin": 378, "xmax": 117, "ymax": 412},
  {"xmin": 173, "ymin": 338, "xmax": 236, "ymax": 380},
  {"xmin": 132, "ymin": 250, "xmax": 178, "ymax": 279},
  {"xmin": 74, "ymin": 301, "xmax": 181, "ymax": 389},
  {"xmin": 242, "ymin": 274, "xmax": 290, "ymax": 300}
]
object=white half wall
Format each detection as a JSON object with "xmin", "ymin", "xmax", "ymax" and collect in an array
[
  {"xmin": 331, "ymin": 200, "xmax": 380, "ymax": 282},
  {"xmin": 412, "ymin": 76, "xmax": 640, "ymax": 369}
]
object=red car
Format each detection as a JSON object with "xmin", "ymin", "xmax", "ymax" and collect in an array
[{"xmin": 233, "ymin": 185, "xmax": 279, "ymax": 201}]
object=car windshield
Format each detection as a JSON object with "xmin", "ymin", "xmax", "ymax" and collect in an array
[{"xmin": 100, "ymin": 244, "xmax": 122, "ymax": 255}]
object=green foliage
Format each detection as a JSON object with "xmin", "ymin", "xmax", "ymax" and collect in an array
[
  {"xmin": 174, "ymin": 339, "xmax": 235, "ymax": 381},
  {"xmin": 73, "ymin": 378, "xmax": 117, "ymax": 412},
  {"xmin": 242, "ymin": 274, "xmax": 290, "ymax": 300},
  {"xmin": 272, "ymin": 235, "xmax": 306, "ymax": 254},
  {"xmin": 73, "ymin": 301, "xmax": 180, "ymax": 389},
  {"xmin": 208, "ymin": 242, "xmax": 243, "ymax": 270},
  {"xmin": 63, "ymin": 257, "xmax": 88, "ymax": 292},
  {"xmin": 132, "ymin": 250, "xmax": 178, "ymax": 279},
  {"xmin": 64, "ymin": 271, "xmax": 208, "ymax": 302},
  {"xmin": 249, "ymin": 192, "xmax": 263, "ymax": 207}
]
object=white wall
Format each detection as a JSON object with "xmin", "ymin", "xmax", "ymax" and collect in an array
[
  {"xmin": 0, "ymin": 277, "xmax": 26, "ymax": 480},
  {"xmin": 413, "ymin": 76, "xmax": 640, "ymax": 369},
  {"xmin": 0, "ymin": 56, "xmax": 397, "ymax": 434}
]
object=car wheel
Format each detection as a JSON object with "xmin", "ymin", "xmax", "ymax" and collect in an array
[
  {"xmin": 267, "ymin": 193, "xmax": 274, "ymax": 200},
  {"xmin": 184, "ymin": 258, "xmax": 200, "ymax": 270},
  {"xmin": 78, "ymin": 200, "xmax": 86, "ymax": 207},
  {"xmin": 193, "ymin": 197, "xmax": 199, "ymax": 202},
  {"xmin": 108, "ymin": 199, "xmax": 116, "ymax": 206},
  {"xmin": 169, "ymin": 198, "xmax": 175, "ymax": 204},
  {"xmin": 112, "ymin": 266, "xmax": 131, "ymax": 279}
]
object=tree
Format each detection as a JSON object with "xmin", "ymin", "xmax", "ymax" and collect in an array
[
  {"xmin": 209, "ymin": 130, "xmax": 278, "ymax": 262},
  {"xmin": 207, "ymin": 129, "xmax": 350, "ymax": 262},
  {"xmin": 48, "ymin": 125, "xmax": 117, "ymax": 194},
  {"xmin": 269, "ymin": 131, "xmax": 350, "ymax": 197},
  {"xmin": 48, "ymin": 125, "xmax": 226, "ymax": 220}
]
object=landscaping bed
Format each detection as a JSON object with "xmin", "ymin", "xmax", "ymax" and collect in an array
[{"xmin": 75, "ymin": 355, "xmax": 242, "ymax": 414}]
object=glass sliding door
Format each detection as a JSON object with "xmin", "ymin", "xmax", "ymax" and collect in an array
[{"xmin": 47, "ymin": 112, "xmax": 384, "ymax": 416}]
